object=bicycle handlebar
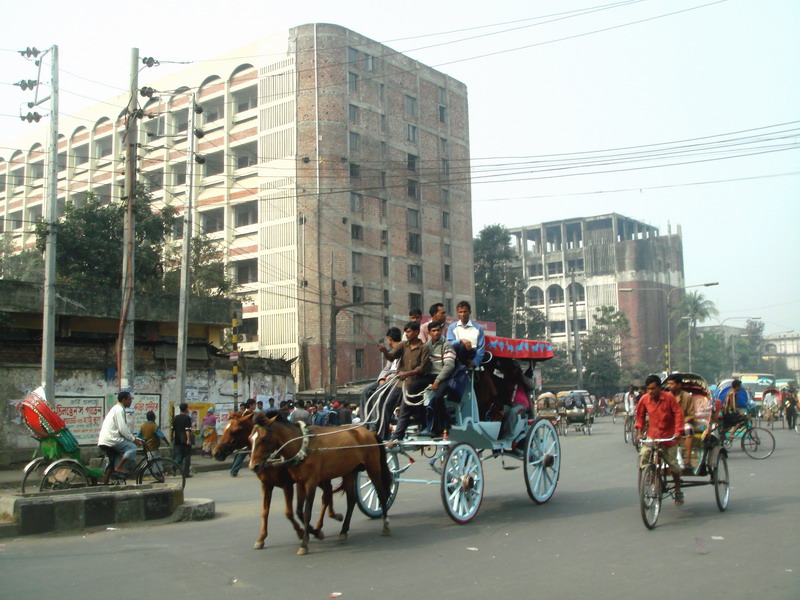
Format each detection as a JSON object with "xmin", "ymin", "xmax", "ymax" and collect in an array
[{"xmin": 639, "ymin": 437, "xmax": 677, "ymax": 444}]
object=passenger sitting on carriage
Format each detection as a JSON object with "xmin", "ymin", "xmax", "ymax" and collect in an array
[
  {"xmin": 496, "ymin": 359, "xmax": 536, "ymax": 439},
  {"xmin": 425, "ymin": 321, "xmax": 456, "ymax": 436},
  {"xmin": 379, "ymin": 320, "xmax": 432, "ymax": 446},
  {"xmin": 665, "ymin": 374, "xmax": 696, "ymax": 470}
]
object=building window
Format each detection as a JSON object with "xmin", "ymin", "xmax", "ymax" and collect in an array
[
  {"xmin": 406, "ymin": 124, "xmax": 417, "ymax": 143},
  {"xmin": 382, "ymin": 256, "xmax": 389, "ymax": 276},
  {"xmin": 349, "ymin": 132, "xmax": 360, "ymax": 152},
  {"xmin": 351, "ymin": 224, "xmax": 363, "ymax": 240},
  {"xmin": 381, "ymin": 230, "xmax": 388, "ymax": 245},
  {"xmin": 407, "ymin": 179, "xmax": 418, "ymax": 199},
  {"xmin": 547, "ymin": 261, "xmax": 564, "ymax": 276},
  {"xmin": 348, "ymin": 47, "xmax": 359, "ymax": 64},
  {"xmin": 95, "ymin": 137, "xmax": 112, "ymax": 159},
  {"xmin": 173, "ymin": 162, "xmax": 187, "ymax": 186},
  {"xmin": 442, "ymin": 211, "xmax": 450, "ymax": 229},
  {"xmin": 203, "ymin": 97, "xmax": 224, "ymax": 123},
  {"xmin": 443, "ymin": 243, "xmax": 451, "ymax": 258},
  {"xmin": 353, "ymin": 313, "xmax": 364, "ymax": 336},
  {"xmin": 380, "ymin": 198, "xmax": 387, "ymax": 218},
  {"xmin": 204, "ymin": 151, "xmax": 224, "ymax": 177},
  {"xmin": 379, "ymin": 83, "xmax": 385, "ymax": 102},
  {"xmin": 439, "ymin": 105, "xmax": 447, "ymax": 123},
  {"xmin": 352, "ymin": 285, "xmax": 364, "ymax": 304},
  {"xmin": 233, "ymin": 85, "xmax": 258, "ymax": 113},
  {"xmin": 93, "ymin": 184, "xmax": 112, "ymax": 205},
  {"xmin": 173, "ymin": 217, "xmax": 184, "ymax": 240},
  {"xmin": 350, "ymin": 192, "xmax": 362, "ymax": 212},
  {"xmin": 235, "ymin": 259, "xmax": 258, "ymax": 284},
  {"xmin": 407, "ymin": 153, "xmax": 417, "ymax": 172},
  {"xmin": 547, "ymin": 284, "xmax": 564, "ymax": 305},
  {"xmin": 438, "ymin": 86, "xmax": 447, "ymax": 104},
  {"xmin": 527, "ymin": 287, "xmax": 544, "ymax": 306},
  {"xmin": 352, "ymin": 251, "xmax": 362, "ymax": 272},
  {"xmin": 567, "ymin": 282, "xmax": 586, "ymax": 302},
  {"xmin": 348, "ymin": 72, "xmax": 359, "ymax": 92},
  {"xmin": 350, "ymin": 163, "xmax": 361, "ymax": 178},
  {"xmin": 383, "ymin": 289, "xmax": 390, "ymax": 305},
  {"xmin": 528, "ymin": 264, "xmax": 544, "ymax": 278},
  {"xmin": 407, "ymin": 208, "xmax": 420, "ymax": 228},
  {"xmin": 143, "ymin": 116, "xmax": 164, "ymax": 140},
  {"xmin": 9, "ymin": 211, "xmax": 23, "ymax": 230},
  {"xmin": 348, "ymin": 104, "xmax": 359, "ymax": 123},
  {"xmin": 235, "ymin": 201, "xmax": 258, "ymax": 227},
  {"xmin": 405, "ymin": 95, "xmax": 417, "ymax": 117},
  {"xmin": 441, "ymin": 158, "xmax": 450, "ymax": 174},
  {"xmin": 145, "ymin": 169, "xmax": 163, "ymax": 192},
  {"xmin": 408, "ymin": 232, "xmax": 422, "ymax": 254},
  {"xmin": 445, "ymin": 298, "xmax": 453, "ymax": 314},
  {"xmin": 202, "ymin": 208, "xmax": 224, "ymax": 233},
  {"xmin": 26, "ymin": 205, "xmax": 42, "ymax": 224},
  {"xmin": 57, "ymin": 152, "xmax": 67, "ymax": 172},
  {"xmin": 549, "ymin": 320, "xmax": 566, "ymax": 334},
  {"xmin": 173, "ymin": 109, "xmax": 189, "ymax": 134},
  {"xmin": 355, "ymin": 348, "xmax": 365, "ymax": 368},
  {"xmin": 441, "ymin": 188, "xmax": 449, "ymax": 205},
  {"xmin": 440, "ymin": 137, "xmax": 449, "ymax": 154},
  {"xmin": 234, "ymin": 142, "xmax": 258, "ymax": 169},
  {"xmin": 74, "ymin": 145, "xmax": 89, "ymax": 166},
  {"xmin": 567, "ymin": 258, "xmax": 585, "ymax": 273},
  {"xmin": 29, "ymin": 162, "xmax": 44, "ymax": 180},
  {"xmin": 380, "ymin": 114, "xmax": 387, "ymax": 132},
  {"xmin": 409, "ymin": 293, "xmax": 422, "ymax": 312},
  {"xmin": 443, "ymin": 264, "xmax": 452, "ymax": 281},
  {"xmin": 408, "ymin": 264, "xmax": 423, "ymax": 284}
]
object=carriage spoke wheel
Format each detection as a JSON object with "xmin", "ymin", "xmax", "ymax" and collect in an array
[
  {"xmin": 21, "ymin": 457, "xmax": 48, "ymax": 494},
  {"xmin": 355, "ymin": 450, "xmax": 399, "ymax": 518},
  {"xmin": 711, "ymin": 451, "xmax": 730, "ymax": 511},
  {"xmin": 740, "ymin": 427, "xmax": 775, "ymax": 459},
  {"xmin": 441, "ymin": 443, "xmax": 484, "ymax": 524},
  {"xmin": 136, "ymin": 458, "xmax": 186, "ymax": 489},
  {"xmin": 639, "ymin": 464, "xmax": 662, "ymax": 529},
  {"xmin": 39, "ymin": 459, "xmax": 89, "ymax": 492},
  {"xmin": 524, "ymin": 418, "xmax": 561, "ymax": 504}
]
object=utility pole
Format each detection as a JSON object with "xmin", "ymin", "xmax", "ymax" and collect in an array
[
  {"xmin": 35, "ymin": 45, "xmax": 58, "ymax": 402},
  {"xmin": 511, "ymin": 280, "xmax": 518, "ymax": 338},
  {"xmin": 569, "ymin": 270, "xmax": 583, "ymax": 388},
  {"xmin": 176, "ymin": 92, "xmax": 198, "ymax": 409},
  {"xmin": 117, "ymin": 48, "xmax": 139, "ymax": 392}
]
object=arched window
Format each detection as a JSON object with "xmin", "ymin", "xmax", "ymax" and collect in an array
[
  {"xmin": 567, "ymin": 282, "xmax": 585, "ymax": 302},
  {"xmin": 547, "ymin": 284, "xmax": 564, "ymax": 305},
  {"xmin": 526, "ymin": 286, "xmax": 544, "ymax": 306}
]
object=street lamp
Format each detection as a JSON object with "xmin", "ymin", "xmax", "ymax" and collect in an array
[{"xmin": 619, "ymin": 281, "xmax": 719, "ymax": 373}]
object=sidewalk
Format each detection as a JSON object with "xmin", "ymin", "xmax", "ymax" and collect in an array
[{"xmin": 0, "ymin": 454, "xmax": 230, "ymax": 492}]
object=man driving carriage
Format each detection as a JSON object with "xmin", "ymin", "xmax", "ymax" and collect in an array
[{"xmin": 97, "ymin": 391, "xmax": 142, "ymax": 483}]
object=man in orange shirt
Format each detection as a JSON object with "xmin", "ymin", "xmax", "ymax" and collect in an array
[{"xmin": 635, "ymin": 374, "xmax": 685, "ymax": 505}]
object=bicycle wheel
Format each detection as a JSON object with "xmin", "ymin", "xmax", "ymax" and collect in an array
[
  {"xmin": 740, "ymin": 427, "xmax": 775, "ymax": 459},
  {"xmin": 639, "ymin": 463, "xmax": 662, "ymax": 530},
  {"xmin": 623, "ymin": 418, "xmax": 631, "ymax": 443},
  {"xmin": 711, "ymin": 451, "xmax": 729, "ymax": 511},
  {"xmin": 21, "ymin": 457, "xmax": 48, "ymax": 493},
  {"xmin": 419, "ymin": 444, "xmax": 437, "ymax": 459},
  {"xmin": 136, "ymin": 458, "xmax": 186, "ymax": 489},
  {"xmin": 39, "ymin": 459, "xmax": 89, "ymax": 492}
]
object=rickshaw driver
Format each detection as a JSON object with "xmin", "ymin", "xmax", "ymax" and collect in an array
[
  {"xmin": 635, "ymin": 375, "xmax": 686, "ymax": 505},
  {"xmin": 97, "ymin": 391, "xmax": 143, "ymax": 483}
]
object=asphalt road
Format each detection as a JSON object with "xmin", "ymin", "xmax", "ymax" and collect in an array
[{"xmin": 1, "ymin": 419, "xmax": 797, "ymax": 600}]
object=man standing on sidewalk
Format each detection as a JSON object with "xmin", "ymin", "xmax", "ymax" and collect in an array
[
  {"xmin": 172, "ymin": 403, "xmax": 193, "ymax": 479},
  {"xmin": 230, "ymin": 398, "xmax": 256, "ymax": 477}
]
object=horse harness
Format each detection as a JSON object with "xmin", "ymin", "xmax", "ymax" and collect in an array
[{"xmin": 262, "ymin": 421, "xmax": 312, "ymax": 468}]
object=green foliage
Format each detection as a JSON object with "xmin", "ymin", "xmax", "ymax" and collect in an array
[
  {"xmin": 581, "ymin": 306, "xmax": 631, "ymax": 396},
  {"xmin": 732, "ymin": 319, "xmax": 767, "ymax": 373},
  {"xmin": 691, "ymin": 330, "xmax": 728, "ymax": 383},
  {"xmin": 473, "ymin": 224, "xmax": 545, "ymax": 338},
  {"xmin": 0, "ymin": 235, "xmax": 44, "ymax": 283},
  {"xmin": 540, "ymin": 344, "xmax": 575, "ymax": 389},
  {"xmin": 670, "ymin": 291, "xmax": 718, "ymax": 370},
  {"xmin": 163, "ymin": 233, "xmax": 234, "ymax": 298}
]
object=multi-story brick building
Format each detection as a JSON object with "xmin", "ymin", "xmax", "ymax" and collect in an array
[
  {"xmin": 509, "ymin": 213, "xmax": 684, "ymax": 369},
  {"xmin": 0, "ymin": 24, "xmax": 475, "ymax": 392}
]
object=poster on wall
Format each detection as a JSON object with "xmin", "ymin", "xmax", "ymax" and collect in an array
[
  {"xmin": 128, "ymin": 393, "xmax": 161, "ymax": 436},
  {"xmin": 53, "ymin": 396, "xmax": 105, "ymax": 445}
]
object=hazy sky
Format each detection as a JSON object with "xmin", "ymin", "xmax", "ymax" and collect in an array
[{"xmin": 1, "ymin": 0, "xmax": 797, "ymax": 334}]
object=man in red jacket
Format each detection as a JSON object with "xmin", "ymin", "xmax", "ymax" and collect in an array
[{"xmin": 635, "ymin": 374, "xmax": 686, "ymax": 505}]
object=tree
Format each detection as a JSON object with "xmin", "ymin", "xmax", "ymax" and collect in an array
[
  {"xmin": 732, "ymin": 319, "xmax": 767, "ymax": 373},
  {"xmin": 692, "ymin": 329, "xmax": 728, "ymax": 383},
  {"xmin": 163, "ymin": 233, "xmax": 234, "ymax": 298},
  {"xmin": 540, "ymin": 344, "xmax": 575, "ymax": 389},
  {"xmin": 0, "ymin": 235, "xmax": 44, "ymax": 283},
  {"xmin": 582, "ymin": 306, "xmax": 631, "ymax": 396},
  {"xmin": 473, "ymin": 224, "xmax": 545, "ymax": 337},
  {"xmin": 670, "ymin": 291, "xmax": 718, "ymax": 371}
]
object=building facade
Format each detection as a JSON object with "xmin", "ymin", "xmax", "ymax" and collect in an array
[
  {"xmin": 509, "ymin": 213, "xmax": 684, "ymax": 369},
  {"xmin": 0, "ymin": 24, "xmax": 475, "ymax": 392}
]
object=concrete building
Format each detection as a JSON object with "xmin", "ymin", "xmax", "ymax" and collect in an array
[
  {"xmin": 0, "ymin": 24, "xmax": 474, "ymax": 392},
  {"xmin": 764, "ymin": 332, "xmax": 800, "ymax": 383},
  {"xmin": 509, "ymin": 213, "xmax": 684, "ymax": 369}
]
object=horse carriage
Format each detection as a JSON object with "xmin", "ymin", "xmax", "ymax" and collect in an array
[
  {"xmin": 638, "ymin": 373, "xmax": 730, "ymax": 529},
  {"xmin": 353, "ymin": 335, "xmax": 560, "ymax": 525},
  {"xmin": 19, "ymin": 387, "xmax": 184, "ymax": 493}
]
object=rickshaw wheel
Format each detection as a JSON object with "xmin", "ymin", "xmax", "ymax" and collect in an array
[
  {"xmin": 639, "ymin": 464, "xmax": 662, "ymax": 529},
  {"xmin": 137, "ymin": 458, "xmax": 186, "ymax": 489},
  {"xmin": 711, "ymin": 450, "xmax": 730, "ymax": 511},
  {"xmin": 39, "ymin": 459, "xmax": 88, "ymax": 492},
  {"xmin": 440, "ymin": 442, "xmax": 484, "ymax": 524},
  {"xmin": 740, "ymin": 427, "xmax": 775, "ymax": 459},
  {"xmin": 524, "ymin": 418, "xmax": 561, "ymax": 504},
  {"xmin": 355, "ymin": 450, "xmax": 399, "ymax": 518},
  {"xmin": 21, "ymin": 457, "xmax": 48, "ymax": 494}
]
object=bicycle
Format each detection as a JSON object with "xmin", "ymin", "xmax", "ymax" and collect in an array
[
  {"xmin": 638, "ymin": 435, "xmax": 729, "ymax": 530},
  {"xmin": 39, "ymin": 439, "xmax": 185, "ymax": 492},
  {"xmin": 718, "ymin": 414, "xmax": 775, "ymax": 459}
]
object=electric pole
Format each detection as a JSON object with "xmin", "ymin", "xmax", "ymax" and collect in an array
[{"xmin": 569, "ymin": 269, "xmax": 583, "ymax": 388}]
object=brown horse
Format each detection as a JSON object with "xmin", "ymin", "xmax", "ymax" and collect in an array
[
  {"xmin": 212, "ymin": 411, "xmax": 342, "ymax": 549},
  {"xmin": 250, "ymin": 412, "xmax": 392, "ymax": 555}
]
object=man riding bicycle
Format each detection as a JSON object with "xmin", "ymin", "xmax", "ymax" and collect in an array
[
  {"xmin": 97, "ymin": 391, "xmax": 142, "ymax": 484},
  {"xmin": 635, "ymin": 375, "xmax": 685, "ymax": 505}
]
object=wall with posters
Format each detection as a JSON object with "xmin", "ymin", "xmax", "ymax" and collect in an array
[{"xmin": 0, "ymin": 360, "xmax": 294, "ymax": 465}]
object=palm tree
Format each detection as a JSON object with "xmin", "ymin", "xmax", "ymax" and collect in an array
[{"xmin": 671, "ymin": 291, "xmax": 719, "ymax": 371}]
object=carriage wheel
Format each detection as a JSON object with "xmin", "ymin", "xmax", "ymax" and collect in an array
[
  {"xmin": 21, "ymin": 457, "xmax": 48, "ymax": 494},
  {"xmin": 136, "ymin": 458, "xmax": 186, "ymax": 489},
  {"xmin": 39, "ymin": 459, "xmax": 89, "ymax": 492},
  {"xmin": 355, "ymin": 450, "xmax": 399, "ymax": 518},
  {"xmin": 711, "ymin": 451, "xmax": 730, "ymax": 511},
  {"xmin": 441, "ymin": 442, "xmax": 484, "ymax": 524},
  {"xmin": 740, "ymin": 427, "xmax": 775, "ymax": 459},
  {"xmin": 524, "ymin": 418, "xmax": 561, "ymax": 504},
  {"xmin": 639, "ymin": 464, "xmax": 662, "ymax": 529}
]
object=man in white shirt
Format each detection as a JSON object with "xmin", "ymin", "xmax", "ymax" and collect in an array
[
  {"xmin": 97, "ymin": 391, "xmax": 141, "ymax": 481},
  {"xmin": 446, "ymin": 301, "xmax": 485, "ymax": 369}
]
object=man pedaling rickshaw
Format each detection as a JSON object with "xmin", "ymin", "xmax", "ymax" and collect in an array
[{"xmin": 97, "ymin": 391, "xmax": 142, "ymax": 483}]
